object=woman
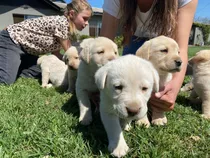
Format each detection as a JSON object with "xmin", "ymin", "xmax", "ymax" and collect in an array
[{"xmin": 100, "ymin": 0, "xmax": 198, "ymax": 113}]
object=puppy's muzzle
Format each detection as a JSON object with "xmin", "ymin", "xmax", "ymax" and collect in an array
[
  {"xmin": 68, "ymin": 65, "xmax": 77, "ymax": 70},
  {"xmin": 175, "ymin": 59, "xmax": 182, "ymax": 67},
  {"xmin": 126, "ymin": 106, "xmax": 140, "ymax": 117}
]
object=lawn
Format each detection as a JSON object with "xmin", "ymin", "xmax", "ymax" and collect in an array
[{"xmin": 0, "ymin": 46, "xmax": 210, "ymax": 158}]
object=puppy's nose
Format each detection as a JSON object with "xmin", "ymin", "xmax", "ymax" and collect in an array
[
  {"xmin": 126, "ymin": 107, "xmax": 140, "ymax": 116},
  {"xmin": 108, "ymin": 55, "xmax": 116, "ymax": 61},
  {"xmin": 175, "ymin": 60, "xmax": 182, "ymax": 67}
]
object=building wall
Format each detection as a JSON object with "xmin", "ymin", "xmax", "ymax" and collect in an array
[
  {"xmin": 0, "ymin": 5, "xmax": 61, "ymax": 30},
  {"xmin": 89, "ymin": 15, "xmax": 102, "ymax": 37}
]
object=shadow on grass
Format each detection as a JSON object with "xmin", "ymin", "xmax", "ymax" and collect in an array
[
  {"xmin": 61, "ymin": 95, "xmax": 109, "ymax": 156},
  {"xmin": 176, "ymin": 92, "xmax": 202, "ymax": 113}
]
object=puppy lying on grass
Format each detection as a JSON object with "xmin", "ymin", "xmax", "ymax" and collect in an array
[
  {"xmin": 76, "ymin": 37, "xmax": 119, "ymax": 125},
  {"xmin": 136, "ymin": 35, "xmax": 182, "ymax": 125},
  {"xmin": 95, "ymin": 55, "xmax": 159, "ymax": 157},
  {"xmin": 188, "ymin": 50, "xmax": 210, "ymax": 119},
  {"xmin": 37, "ymin": 46, "xmax": 79, "ymax": 92}
]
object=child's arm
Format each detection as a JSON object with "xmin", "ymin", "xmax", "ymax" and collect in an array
[
  {"xmin": 59, "ymin": 38, "xmax": 71, "ymax": 52},
  {"xmin": 52, "ymin": 38, "xmax": 71, "ymax": 59}
]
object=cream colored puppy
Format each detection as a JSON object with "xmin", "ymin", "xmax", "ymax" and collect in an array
[
  {"xmin": 188, "ymin": 50, "xmax": 210, "ymax": 119},
  {"xmin": 136, "ymin": 35, "xmax": 182, "ymax": 125},
  {"xmin": 95, "ymin": 55, "xmax": 159, "ymax": 157},
  {"xmin": 37, "ymin": 54, "xmax": 68, "ymax": 88},
  {"xmin": 63, "ymin": 46, "xmax": 80, "ymax": 93},
  {"xmin": 76, "ymin": 37, "xmax": 119, "ymax": 125}
]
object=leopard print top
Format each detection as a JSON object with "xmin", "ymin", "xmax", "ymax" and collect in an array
[{"xmin": 7, "ymin": 15, "xmax": 70, "ymax": 55}]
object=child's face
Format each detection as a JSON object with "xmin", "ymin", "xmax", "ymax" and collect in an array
[{"xmin": 72, "ymin": 9, "xmax": 92, "ymax": 31}]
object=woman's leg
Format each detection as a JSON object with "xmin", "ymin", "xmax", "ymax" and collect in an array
[
  {"xmin": 122, "ymin": 36, "xmax": 147, "ymax": 55},
  {"xmin": 0, "ymin": 30, "xmax": 23, "ymax": 84}
]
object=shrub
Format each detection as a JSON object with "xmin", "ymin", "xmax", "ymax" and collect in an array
[{"xmin": 114, "ymin": 36, "xmax": 123, "ymax": 48}]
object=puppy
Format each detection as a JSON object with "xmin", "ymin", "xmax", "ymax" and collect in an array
[
  {"xmin": 188, "ymin": 50, "xmax": 210, "ymax": 119},
  {"xmin": 37, "ymin": 54, "xmax": 68, "ymax": 88},
  {"xmin": 76, "ymin": 37, "xmax": 119, "ymax": 125},
  {"xmin": 136, "ymin": 35, "xmax": 182, "ymax": 125},
  {"xmin": 63, "ymin": 46, "xmax": 80, "ymax": 93},
  {"xmin": 95, "ymin": 55, "xmax": 159, "ymax": 157}
]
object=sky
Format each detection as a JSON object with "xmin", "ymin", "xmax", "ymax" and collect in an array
[{"xmin": 64, "ymin": 0, "xmax": 210, "ymax": 19}]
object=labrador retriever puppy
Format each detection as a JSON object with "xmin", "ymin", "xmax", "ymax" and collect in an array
[
  {"xmin": 37, "ymin": 54, "xmax": 68, "ymax": 88},
  {"xmin": 188, "ymin": 50, "xmax": 210, "ymax": 119},
  {"xmin": 95, "ymin": 55, "xmax": 159, "ymax": 157},
  {"xmin": 63, "ymin": 46, "xmax": 80, "ymax": 93},
  {"xmin": 37, "ymin": 46, "xmax": 79, "ymax": 91},
  {"xmin": 136, "ymin": 35, "xmax": 182, "ymax": 125},
  {"xmin": 76, "ymin": 37, "xmax": 119, "ymax": 125}
]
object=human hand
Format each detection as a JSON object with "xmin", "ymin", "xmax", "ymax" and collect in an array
[{"xmin": 149, "ymin": 79, "xmax": 180, "ymax": 112}]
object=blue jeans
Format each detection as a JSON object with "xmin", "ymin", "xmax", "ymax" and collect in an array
[
  {"xmin": 0, "ymin": 30, "xmax": 40, "ymax": 84},
  {"xmin": 122, "ymin": 36, "xmax": 147, "ymax": 55}
]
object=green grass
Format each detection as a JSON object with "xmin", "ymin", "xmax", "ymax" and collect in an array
[
  {"xmin": 0, "ymin": 46, "xmax": 210, "ymax": 157},
  {"xmin": 188, "ymin": 45, "xmax": 210, "ymax": 58}
]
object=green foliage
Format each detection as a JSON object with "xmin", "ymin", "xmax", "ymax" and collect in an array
[
  {"xmin": 79, "ymin": 35, "xmax": 92, "ymax": 40},
  {"xmin": 114, "ymin": 36, "xmax": 123, "ymax": 48},
  {"xmin": 194, "ymin": 23, "xmax": 210, "ymax": 44}
]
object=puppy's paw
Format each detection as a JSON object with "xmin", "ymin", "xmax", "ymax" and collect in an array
[
  {"xmin": 79, "ymin": 114, "xmax": 92, "ymax": 125},
  {"xmin": 124, "ymin": 123, "xmax": 132, "ymax": 131},
  {"xmin": 201, "ymin": 114, "xmax": 210, "ymax": 119},
  {"xmin": 46, "ymin": 84, "xmax": 53, "ymax": 88},
  {"xmin": 136, "ymin": 118, "xmax": 150, "ymax": 128},
  {"xmin": 109, "ymin": 141, "xmax": 129, "ymax": 158},
  {"xmin": 152, "ymin": 117, "xmax": 167, "ymax": 125}
]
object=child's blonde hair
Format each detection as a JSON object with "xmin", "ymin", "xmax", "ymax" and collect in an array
[{"xmin": 64, "ymin": 0, "xmax": 93, "ymax": 36}]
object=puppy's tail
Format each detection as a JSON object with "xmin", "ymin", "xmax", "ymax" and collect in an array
[{"xmin": 37, "ymin": 55, "xmax": 47, "ymax": 65}]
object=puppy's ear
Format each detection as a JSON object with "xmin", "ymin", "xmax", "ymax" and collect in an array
[
  {"xmin": 95, "ymin": 66, "xmax": 109, "ymax": 90},
  {"xmin": 62, "ymin": 54, "xmax": 68, "ymax": 65},
  {"xmin": 80, "ymin": 47, "xmax": 90, "ymax": 63},
  {"xmin": 189, "ymin": 52, "xmax": 210, "ymax": 65},
  {"xmin": 136, "ymin": 40, "xmax": 151, "ymax": 60},
  {"xmin": 150, "ymin": 65, "xmax": 159, "ymax": 92},
  {"xmin": 80, "ymin": 38, "xmax": 94, "ymax": 64}
]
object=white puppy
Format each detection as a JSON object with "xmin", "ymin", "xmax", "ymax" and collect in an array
[
  {"xmin": 188, "ymin": 50, "xmax": 210, "ymax": 119},
  {"xmin": 95, "ymin": 55, "xmax": 159, "ymax": 157},
  {"xmin": 63, "ymin": 46, "xmax": 80, "ymax": 93},
  {"xmin": 136, "ymin": 35, "xmax": 182, "ymax": 125},
  {"xmin": 76, "ymin": 37, "xmax": 119, "ymax": 125},
  {"xmin": 37, "ymin": 54, "xmax": 68, "ymax": 88},
  {"xmin": 37, "ymin": 46, "xmax": 79, "ymax": 92}
]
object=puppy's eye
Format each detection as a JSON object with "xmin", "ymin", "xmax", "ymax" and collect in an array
[
  {"xmin": 114, "ymin": 51, "xmax": 117, "ymax": 55},
  {"xmin": 142, "ymin": 87, "xmax": 148, "ymax": 91},
  {"xmin": 114, "ymin": 85, "xmax": 123, "ymax": 91},
  {"xmin": 160, "ymin": 49, "xmax": 168, "ymax": 53},
  {"xmin": 75, "ymin": 57, "xmax": 79, "ymax": 59},
  {"xmin": 98, "ymin": 50, "xmax": 104, "ymax": 54}
]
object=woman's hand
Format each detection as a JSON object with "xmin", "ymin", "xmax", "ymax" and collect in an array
[{"xmin": 149, "ymin": 79, "xmax": 180, "ymax": 112}]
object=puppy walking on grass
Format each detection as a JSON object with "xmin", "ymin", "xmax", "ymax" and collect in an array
[
  {"xmin": 188, "ymin": 50, "xmax": 210, "ymax": 119},
  {"xmin": 95, "ymin": 55, "xmax": 159, "ymax": 157},
  {"xmin": 76, "ymin": 37, "xmax": 119, "ymax": 125},
  {"xmin": 136, "ymin": 35, "xmax": 182, "ymax": 125}
]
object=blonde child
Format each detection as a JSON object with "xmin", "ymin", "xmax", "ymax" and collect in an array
[{"xmin": 0, "ymin": 0, "xmax": 92, "ymax": 84}]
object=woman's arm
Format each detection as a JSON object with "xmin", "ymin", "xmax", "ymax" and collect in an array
[
  {"xmin": 151, "ymin": 0, "xmax": 198, "ymax": 111},
  {"xmin": 100, "ymin": 11, "xmax": 119, "ymax": 40}
]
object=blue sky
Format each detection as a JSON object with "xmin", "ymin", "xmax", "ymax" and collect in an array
[{"xmin": 65, "ymin": 0, "xmax": 210, "ymax": 18}]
